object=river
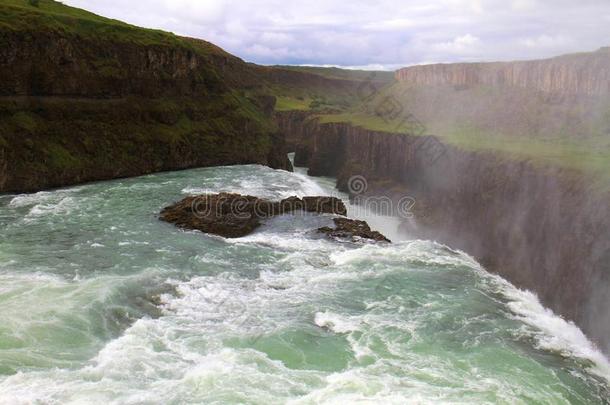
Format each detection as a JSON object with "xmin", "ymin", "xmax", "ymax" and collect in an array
[{"xmin": 0, "ymin": 160, "xmax": 608, "ymax": 404}]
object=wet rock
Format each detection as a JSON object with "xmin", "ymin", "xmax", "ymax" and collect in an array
[
  {"xmin": 303, "ymin": 196, "xmax": 348, "ymax": 216},
  {"xmin": 160, "ymin": 192, "xmax": 347, "ymax": 238},
  {"xmin": 159, "ymin": 194, "xmax": 261, "ymax": 238},
  {"xmin": 318, "ymin": 218, "xmax": 391, "ymax": 243}
]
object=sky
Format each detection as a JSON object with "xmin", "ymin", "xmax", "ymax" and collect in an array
[{"xmin": 64, "ymin": 0, "xmax": 610, "ymax": 70}]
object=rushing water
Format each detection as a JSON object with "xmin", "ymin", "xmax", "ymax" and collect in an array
[{"xmin": 0, "ymin": 160, "xmax": 608, "ymax": 404}]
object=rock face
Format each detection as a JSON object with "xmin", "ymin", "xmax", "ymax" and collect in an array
[
  {"xmin": 395, "ymin": 47, "xmax": 610, "ymax": 96},
  {"xmin": 160, "ymin": 193, "xmax": 347, "ymax": 238},
  {"xmin": 318, "ymin": 218, "xmax": 391, "ymax": 243},
  {"xmin": 276, "ymin": 111, "xmax": 315, "ymax": 167},
  {"xmin": 0, "ymin": 4, "xmax": 292, "ymax": 193},
  {"xmin": 277, "ymin": 111, "xmax": 610, "ymax": 355}
]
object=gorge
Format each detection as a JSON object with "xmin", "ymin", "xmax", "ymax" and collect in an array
[
  {"xmin": 0, "ymin": 0, "xmax": 609, "ymax": 402},
  {"xmin": 277, "ymin": 110, "xmax": 610, "ymax": 355}
]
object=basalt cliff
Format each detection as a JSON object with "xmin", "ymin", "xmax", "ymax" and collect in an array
[
  {"xmin": 396, "ymin": 47, "xmax": 610, "ymax": 96},
  {"xmin": 0, "ymin": 0, "xmax": 292, "ymax": 193}
]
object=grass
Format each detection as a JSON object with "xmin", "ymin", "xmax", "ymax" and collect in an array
[
  {"xmin": 316, "ymin": 112, "xmax": 424, "ymax": 134},
  {"xmin": 10, "ymin": 111, "xmax": 38, "ymax": 132},
  {"xmin": 0, "ymin": 93, "xmax": 277, "ymax": 189},
  {"xmin": 268, "ymin": 82, "xmax": 361, "ymax": 112},
  {"xmin": 275, "ymin": 96, "xmax": 312, "ymax": 111},
  {"xmin": 273, "ymin": 66, "xmax": 395, "ymax": 83},
  {"xmin": 1, "ymin": 0, "xmax": 120, "ymax": 22},
  {"xmin": 306, "ymin": 78, "xmax": 610, "ymax": 180},
  {"xmin": 44, "ymin": 142, "xmax": 81, "ymax": 170},
  {"xmin": 0, "ymin": 0, "xmax": 193, "ymax": 49},
  {"xmin": 437, "ymin": 127, "xmax": 610, "ymax": 181},
  {"xmin": 266, "ymin": 64, "xmax": 396, "ymax": 113},
  {"xmin": 312, "ymin": 111, "xmax": 610, "ymax": 180}
]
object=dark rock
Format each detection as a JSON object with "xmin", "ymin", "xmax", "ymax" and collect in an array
[
  {"xmin": 303, "ymin": 196, "xmax": 348, "ymax": 216},
  {"xmin": 160, "ymin": 193, "xmax": 347, "ymax": 238},
  {"xmin": 318, "ymin": 218, "xmax": 391, "ymax": 243},
  {"xmin": 294, "ymin": 143, "xmax": 312, "ymax": 167},
  {"xmin": 159, "ymin": 194, "xmax": 261, "ymax": 238}
]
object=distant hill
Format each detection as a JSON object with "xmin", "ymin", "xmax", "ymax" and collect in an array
[{"xmin": 273, "ymin": 65, "xmax": 395, "ymax": 83}]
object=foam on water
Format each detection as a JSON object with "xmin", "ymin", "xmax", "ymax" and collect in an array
[
  {"xmin": 0, "ymin": 163, "xmax": 608, "ymax": 404},
  {"xmin": 180, "ymin": 164, "xmax": 326, "ymax": 201},
  {"xmin": 490, "ymin": 275, "xmax": 610, "ymax": 381},
  {"xmin": 7, "ymin": 187, "xmax": 82, "ymax": 209},
  {"xmin": 331, "ymin": 240, "xmax": 610, "ymax": 383}
]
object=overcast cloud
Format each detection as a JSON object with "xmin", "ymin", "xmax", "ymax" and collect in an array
[{"xmin": 64, "ymin": 0, "xmax": 610, "ymax": 70}]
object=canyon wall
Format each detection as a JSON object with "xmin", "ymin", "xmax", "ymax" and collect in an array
[
  {"xmin": 395, "ymin": 47, "xmax": 610, "ymax": 96},
  {"xmin": 277, "ymin": 111, "xmax": 610, "ymax": 355},
  {"xmin": 0, "ymin": 6, "xmax": 290, "ymax": 193}
]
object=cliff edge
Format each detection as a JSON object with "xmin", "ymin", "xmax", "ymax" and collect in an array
[
  {"xmin": 0, "ymin": 0, "xmax": 291, "ymax": 193},
  {"xmin": 395, "ymin": 47, "xmax": 610, "ymax": 96},
  {"xmin": 277, "ymin": 109, "xmax": 610, "ymax": 355}
]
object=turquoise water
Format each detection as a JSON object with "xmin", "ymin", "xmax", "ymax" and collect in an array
[{"xmin": 0, "ymin": 162, "xmax": 608, "ymax": 404}]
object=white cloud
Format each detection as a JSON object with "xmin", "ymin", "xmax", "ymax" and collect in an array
[
  {"xmin": 364, "ymin": 18, "xmax": 417, "ymax": 31},
  {"xmin": 259, "ymin": 32, "xmax": 294, "ymax": 46},
  {"xmin": 63, "ymin": 0, "xmax": 610, "ymax": 69},
  {"xmin": 522, "ymin": 34, "xmax": 574, "ymax": 49},
  {"xmin": 511, "ymin": 0, "xmax": 538, "ymax": 11},
  {"xmin": 433, "ymin": 34, "xmax": 481, "ymax": 54},
  {"xmin": 444, "ymin": 0, "xmax": 485, "ymax": 14}
]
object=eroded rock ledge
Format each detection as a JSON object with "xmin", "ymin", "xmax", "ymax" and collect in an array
[
  {"xmin": 318, "ymin": 218, "xmax": 391, "ymax": 243},
  {"xmin": 160, "ymin": 192, "xmax": 390, "ymax": 242}
]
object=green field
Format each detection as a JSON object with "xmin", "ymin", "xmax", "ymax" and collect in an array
[
  {"xmin": 313, "ymin": 112, "xmax": 610, "ymax": 181},
  {"xmin": 295, "ymin": 78, "xmax": 610, "ymax": 181},
  {"xmin": 316, "ymin": 111, "xmax": 423, "ymax": 134},
  {"xmin": 275, "ymin": 96, "xmax": 312, "ymax": 111},
  {"xmin": 273, "ymin": 65, "xmax": 395, "ymax": 83},
  {"xmin": 439, "ymin": 128, "xmax": 610, "ymax": 181},
  {"xmin": 267, "ymin": 65, "xmax": 395, "ymax": 114}
]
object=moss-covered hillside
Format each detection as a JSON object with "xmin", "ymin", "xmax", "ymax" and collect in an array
[
  {"xmin": 259, "ymin": 64, "xmax": 395, "ymax": 114},
  {"xmin": 0, "ymin": 0, "xmax": 289, "ymax": 193},
  {"xmin": 316, "ymin": 80, "xmax": 610, "ymax": 181}
]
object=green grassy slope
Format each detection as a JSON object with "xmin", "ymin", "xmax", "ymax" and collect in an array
[
  {"xmin": 0, "ymin": 0, "xmax": 175, "ymax": 45},
  {"xmin": 0, "ymin": 0, "xmax": 187, "ymax": 46},
  {"xmin": 273, "ymin": 66, "xmax": 395, "ymax": 82},
  {"xmin": 262, "ymin": 66, "xmax": 395, "ymax": 114},
  {"xmin": 308, "ymin": 77, "xmax": 610, "ymax": 180},
  {"xmin": 0, "ymin": 0, "xmax": 286, "ymax": 192}
]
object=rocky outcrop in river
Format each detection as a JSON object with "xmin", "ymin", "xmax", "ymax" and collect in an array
[
  {"xmin": 318, "ymin": 218, "xmax": 391, "ymax": 243},
  {"xmin": 161, "ymin": 192, "xmax": 391, "ymax": 242}
]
